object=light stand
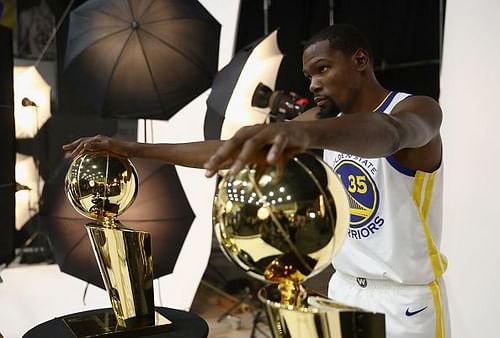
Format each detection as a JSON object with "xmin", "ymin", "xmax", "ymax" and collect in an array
[
  {"xmin": 329, "ymin": 0, "xmax": 335, "ymax": 26},
  {"xmin": 21, "ymin": 97, "xmax": 40, "ymax": 204},
  {"xmin": 263, "ymin": 0, "xmax": 271, "ymax": 35}
]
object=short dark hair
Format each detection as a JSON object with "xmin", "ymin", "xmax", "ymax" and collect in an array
[{"xmin": 304, "ymin": 24, "xmax": 373, "ymax": 64}]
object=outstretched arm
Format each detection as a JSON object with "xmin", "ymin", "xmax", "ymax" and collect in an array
[
  {"xmin": 62, "ymin": 135, "xmax": 228, "ymax": 169},
  {"xmin": 204, "ymin": 95, "xmax": 442, "ymax": 176},
  {"xmin": 62, "ymin": 107, "xmax": 323, "ymax": 172},
  {"xmin": 63, "ymin": 96, "xmax": 442, "ymax": 177}
]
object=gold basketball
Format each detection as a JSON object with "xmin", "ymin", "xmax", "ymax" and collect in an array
[
  {"xmin": 64, "ymin": 153, "xmax": 138, "ymax": 222},
  {"xmin": 212, "ymin": 152, "xmax": 349, "ymax": 285}
]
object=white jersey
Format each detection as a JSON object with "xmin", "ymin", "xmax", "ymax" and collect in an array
[{"xmin": 324, "ymin": 91, "xmax": 447, "ymax": 285}]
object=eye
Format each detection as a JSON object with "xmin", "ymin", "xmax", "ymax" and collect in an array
[{"xmin": 318, "ymin": 65, "xmax": 329, "ymax": 73}]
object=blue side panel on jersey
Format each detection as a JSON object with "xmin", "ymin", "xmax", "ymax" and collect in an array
[{"xmin": 386, "ymin": 155, "xmax": 416, "ymax": 177}]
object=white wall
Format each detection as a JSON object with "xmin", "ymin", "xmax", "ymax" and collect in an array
[{"xmin": 440, "ymin": 1, "xmax": 500, "ymax": 337}]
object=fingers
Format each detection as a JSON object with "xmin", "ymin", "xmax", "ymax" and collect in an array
[
  {"xmin": 203, "ymin": 138, "xmax": 241, "ymax": 177},
  {"xmin": 204, "ymin": 125, "xmax": 290, "ymax": 177},
  {"xmin": 62, "ymin": 137, "xmax": 87, "ymax": 158},
  {"xmin": 70, "ymin": 141, "xmax": 86, "ymax": 158},
  {"xmin": 228, "ymin": 136, "xmax": 264, "ymax": 175},
  {"xmin": 62, "ymin": 135, "xmax": 110, "ymax": 159},
  {"xmin": 62, "ymin": 138, "xmax": 82, "ymax": 151},
  {"xmin": 204, "ymin": 128, "xmax": 254, "ymax": 177},
  {"xmin": 232, "ymin": 132, "xmax": 288, "ymax": 174},
  {"xmin": 267, "ymin": 133, "xmax": 288, "ymax": 164}
]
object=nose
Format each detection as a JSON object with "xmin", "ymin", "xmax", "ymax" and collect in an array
[{"xmin": 309, "ymin": 77, "xmax": 321, "ymax": 94}]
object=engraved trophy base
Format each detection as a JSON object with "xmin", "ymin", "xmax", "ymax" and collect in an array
[{"xmin": 63, "ymin": 309, "xmax": 171, "ymax": 338}]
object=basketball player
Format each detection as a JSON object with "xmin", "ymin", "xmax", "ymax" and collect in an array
[{"xmin": 64, "ymin": 24, "xmax": 449, "ymax": 338}]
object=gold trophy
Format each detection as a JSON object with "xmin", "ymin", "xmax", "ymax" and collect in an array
[
  {"xmin": 64, "ymin": 153, "xmax": 171, "ymax": 336},
  {"xmin": 212, "ymin": 152, "xmax": 386, "ymax": 338}
]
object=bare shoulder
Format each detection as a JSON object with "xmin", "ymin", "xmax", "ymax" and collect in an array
[
  {"xmin": 391, "ymin": 95, "xmax": 443, "ymax": 173},
  {"xmin": 391, "ymin": 95, "xmax": 442, "ymax": 120}
]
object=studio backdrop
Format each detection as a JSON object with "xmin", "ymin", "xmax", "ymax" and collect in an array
[{"xmin": 0, "ymin": 25, "xmax": 16, "ymax": 265}]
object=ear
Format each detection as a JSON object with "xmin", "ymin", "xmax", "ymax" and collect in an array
[{"xmin": 353, "ymin": 48, "xmax": 370, "ymax": 71}]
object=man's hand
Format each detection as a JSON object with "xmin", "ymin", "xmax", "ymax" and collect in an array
[
  {"xmin": 62, "ymin": 135, "xmax": 132, "ymax": 159},
  {"xmin": 203, "ymin": 122, "xmax": 310, "ymax": 177}
]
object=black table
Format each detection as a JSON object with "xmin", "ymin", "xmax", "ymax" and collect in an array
[{"xmin": 23, "ymin": 307, "xmax": 208, "ymax": 338}]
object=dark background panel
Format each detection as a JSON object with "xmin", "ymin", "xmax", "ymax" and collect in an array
[
  {"xmin": 235, "ymin": 0, "xmax": 444, "ymax": 106},
  {"xmin": 0, "ymin": 25, "xmax": 16, "ymax": 264},
  {"xmin": 0, "ymin": 25, "xmax": 14, "ymax": 106}
]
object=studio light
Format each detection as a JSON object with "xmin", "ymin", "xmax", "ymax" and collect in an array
[
  {"xmin": 21, "ymin": 97, "xmax": 38, "ymax": 107},
  {"xmin": 15, "ymin": 154, "xmax": 43, "ymax": 230},
  {"xmin": 13, "ymin": 66, "xmax": 51, "ymax": 138},
  {"xmin": 15, "ymin": 182, "xmax": 31, "ymax": 192}
]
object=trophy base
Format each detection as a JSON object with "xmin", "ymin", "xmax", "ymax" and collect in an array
[
  {"xmin": 62, "ymin": 309, "xmax": 171, "ymax": 338},
  {"xmin": 259, "ymin": 285, "xmax": 386, "ymax": 338}
]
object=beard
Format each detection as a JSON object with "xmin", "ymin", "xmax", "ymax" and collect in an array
[{"xmin": 315, "ymin": 101, "xmax": 341, "ymax": 119}]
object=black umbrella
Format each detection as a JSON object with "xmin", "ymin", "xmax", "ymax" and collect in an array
[
  {"xmin": 204, "ymin": 30, "xmax": 285, "ymax": 140},
  {"xmin": 64, "ymin": 0, "xmax": 220, "ymax": 120},
  {"xmin": 39, "ymin": 158, "xmax": 195, "ymax": 289}
]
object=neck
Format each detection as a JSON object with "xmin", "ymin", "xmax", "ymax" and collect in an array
[{"xmin": 343, "ymin": 73, "xmax": 390, "ymax": 115}]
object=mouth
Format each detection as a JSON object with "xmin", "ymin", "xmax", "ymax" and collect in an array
[{"xmin": 314, "ymin": 96, "xmax": 329, "ymax": 108}]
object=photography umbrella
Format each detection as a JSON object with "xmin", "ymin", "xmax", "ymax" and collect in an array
[
  {"xmin": 64, "ymin": 0, "xmax": 220, "ymax": 120},
  {"xmin": 39, "ymin": 158, "xmax": 195, "ymax": 289},
  {"xmin": 204, "ymin": 30, "xmax": 284, "ymax": 140}
]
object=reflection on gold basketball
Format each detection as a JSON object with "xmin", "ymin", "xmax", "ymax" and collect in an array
[
  {"xmin": 212, "ymin": 152, "xmax": 350, "ymax": 285},
  {"xmin": 64, "ymin": 153, "xmax": 138, "ymax": 223}
]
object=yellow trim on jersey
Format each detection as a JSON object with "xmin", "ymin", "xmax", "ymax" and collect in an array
[
  {"xmin": 413, "ymin": 171, "xmax": 446, "ymax": 279},
  {"xmin": 429, "ymin": 280, "xmax": 446, "ymax": 338}
]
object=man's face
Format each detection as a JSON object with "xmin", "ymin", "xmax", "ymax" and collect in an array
[{"xmin": 302, "ymin": 40, "xmax": 360, "ymax": 114}]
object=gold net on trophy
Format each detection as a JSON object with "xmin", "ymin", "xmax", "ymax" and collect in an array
[
  {"xmin": 212, "ymin": 152, "xmax": 385, "ymax": 338},
  {"xmin": 64, "ymin": 153, "xmax": 170, "ymax": 337}
]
